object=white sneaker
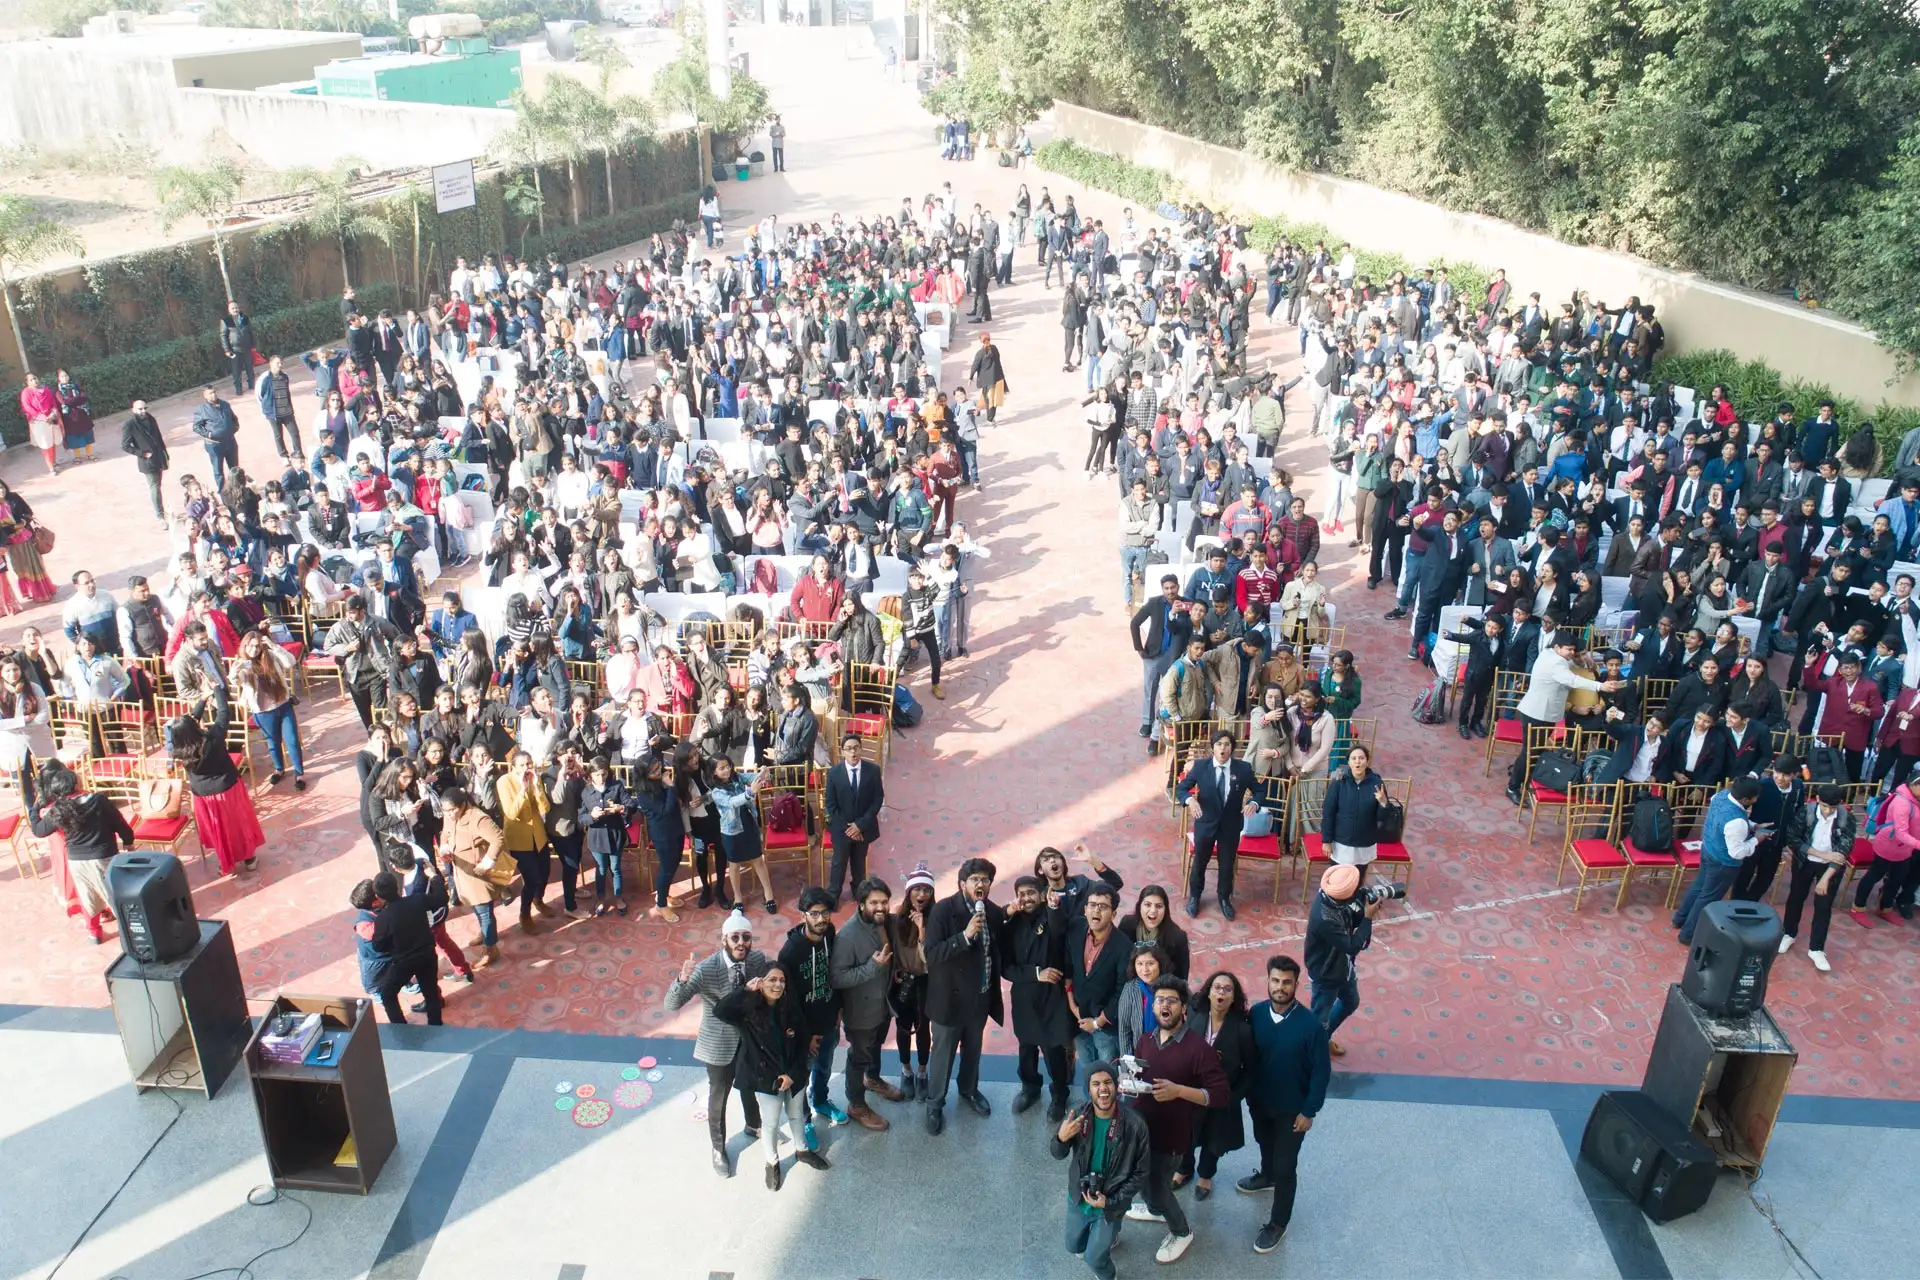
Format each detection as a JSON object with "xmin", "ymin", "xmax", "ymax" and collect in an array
[
  {"xmin": 1809, "ymin": 950, "xmax": 1832, "ymax": 972},
  {"xmin": 1156, "ymin": 1232, "xmax": 1194, "ymax": 1264},
  {"xmin": 1778, "ymin": 934, "xmax": 1795, "ymax": 954},
  {"xmin": 1127, "ymin": 1203, "xmax": 1166, "ymax": 1223}
]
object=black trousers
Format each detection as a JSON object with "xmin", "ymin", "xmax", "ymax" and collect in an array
[
  {"xmin": 1016, "ymin": 1039, "xmax": 1072, "ymax": 1103},
  {"xmin": 1458, "ymin": 673, "xmax": 1493, "ymax": 730},
  {"xmin": 1854, "ymin": 856, "xmax": 1910, "ymax": 911},
  {"xmin": 1873, "ymin": 749, "xmax": 1917, "ymax": 788},
  {"xmin": 826, "ymin": 832, "xmax": 868, "ymax": 905},
  {"xmin": 376, "ymin": 947, "xmax": 441, "ymax": 1025},
  {"xmin": 927, "ymin": 1015, "xmax": 986, "ymax": 1106},
  {"xmin": 551, "ymin": 831, "xmax": 583, "ymax": 910},
  {"xmin": 1781, "ymin": 854, "xmax": 1842, "ymax": 950},
  {"xmin": 270, "ymin": 414, "xmax": 303, "ymax": 459},
  {"xmin": 909, "ymin": 631, "xmax": 942, "ymax": 685},
  {"xmin": 1368, "ymin": 532, "xmax": 1404, "ymax": 585},
  {"xmin": 143, "ymin": 471, "xmax": 166, "ymax": 519},
  {"xmin": 513, "ymin": 847, "xmax": 551, "ymax": 919},
  {"xmin": 1731, "ymin": 835, "xmax": 1786, "ymax": 902},
  {"xmin": 706, "ymin": 1059, "xmax": 763, "ymax": 1151},
  {"xmin": 348, "ymin": 681, "xmax": 384, "ymax": 732},
  {"xmin": 1145, "ymin": 1149, "xmax": 1192, "ymax": 1237},
  {"xmin": 1253, "ymin": 1110, "xmax": 1307, "ymax": 1232},
  {"xmin": 845, "ymin": 1019, "xmax": 890, "ymax": 1110},
  {"xmin": 229, "ymin": 349, "xmax": 255, "ymax": 393},
  {"xmin": 1187, "ymin": 822, "xmax": 1240, "ymax": 902},
  {"xmin": 1063, "ymin": 328, "xmax": 1082, "ymax": 366},
  {"xmin": 1507, "ymin": 713, "xmax": 1554, "ymax": 793}
]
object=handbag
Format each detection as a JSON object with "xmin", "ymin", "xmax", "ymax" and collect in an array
[
  {"xmin": 1374, "ymin": 795, "xmax": 1406, "ymax": 843},
  {"xmin": 31, "ymin": 523, "xmax": 55, "ymax": 556},
  {"xmin": 139, "ymin": 776, "xmax": 185, "ymax": 821}
]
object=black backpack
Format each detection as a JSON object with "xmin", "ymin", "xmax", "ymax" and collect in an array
[
  {"xmin": 1580, "ymin": 750, "xmax": 1613, "ymax": 785},
  {"xmin": 1411, "ymin": 679, "xmax": 1448, "ymax": 726},
  {"xmin": 1629, "ymin": 795, "xmax": 1674, "ymax": 853},
  {"xmin": 1807, "ymin": 743, "xmax": 1847, "ymax": 785}
]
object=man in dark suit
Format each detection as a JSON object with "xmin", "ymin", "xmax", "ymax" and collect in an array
[
  {"xmin": 1006, "ymin": 876, "xmax": 1074, "ymax": 1121},
  {"xmin": 1411, "ymin": 508, "xmax": 1471, "ymax": 661},
  {"xmin": 1599, "ymin": 712, "xmax": 1676, "ymax": 784},
  {"xmin": 1175, "ymin": 730, "xmax": 1258, "ymax": 920},
  {"xmin": 824, "ymin": 733, "xmax": 884, "ymax": 906},
  {"xmin": 1626, "ymin": 614, "xmax": 1681, "ymax": 681},
  {"xmin": 922, "ymin": 857, "xmax": 1007, "ymax": 1135},
  {"xmin": 1737, "ymin": 544, "xmax": 1796, "ymax": 658}
]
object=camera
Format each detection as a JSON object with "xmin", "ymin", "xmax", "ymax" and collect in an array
[
  {"xmin": 1079, "ymin": 1173, "xmax": 1105, "ymax": 1202},
  {"xmin": 1115, "ymin": 1054, "xmax": 1153, "ymax": 1097},
  {"xmin": 1362, "ymin": 883, "xmax": 1406, "ymax": 905}
]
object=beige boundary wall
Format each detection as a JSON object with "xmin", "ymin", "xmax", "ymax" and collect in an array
[{"xmin": 1052, "ymin": 101, "xmax": 1920, "ymax": 410}]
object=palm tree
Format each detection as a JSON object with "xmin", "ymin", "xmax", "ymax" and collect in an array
[
  {"xmin": 588, "ymin": 91, "xmax": 655, "ymax": 211},
  {"xmin": 502, "ymin": 174, "xmax": 545, "ymax": 258},
  {"xmin": 0, "ymin": 196, "xmax": 82, "ymax": 384},
  {"xmin": 284, "ymin": 160, "xmax": 392, "ymax": 291},
  {"xmin": 576, "ymin": 28, "xmax": 629, "ymax": 95},
  {"xmin": 381, "ymin": 177, "xmax": 433, "ymax": 305},
  {"xmin": 153, "ymin": 158, "xmax": 247, "ymax": 307},
  {"xmin": 496, "ymin": 90, "xmax": 552, "ymax": 237},
  {"xmin": 540, "ymin": 77, "xmax": 598, "ymax": 225}
]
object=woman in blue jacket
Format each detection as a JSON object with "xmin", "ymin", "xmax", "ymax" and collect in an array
[
  {"xmin": 631, "ymin": 754, "xmax": 687, "ymax": 922},
  {"xmin": 1320, "ymin": 743, "xmax": 1387, "ymax": 868}
]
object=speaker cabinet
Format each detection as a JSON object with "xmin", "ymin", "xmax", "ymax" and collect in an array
[
  {"xmin": 1580, "ymin": 1090, "xmax": 1718, "ymax": 1223},
  {"xmin": 108, "ymin": 852, "xmax": 198, "ymax": 964},
  {"xmin": 1681, "ymin": 900, "xmax": 1782, "ymax": 1017},
  {"xmin": 1642, "ymin": 983, "xmax": 1797, "ymax": 1171}
]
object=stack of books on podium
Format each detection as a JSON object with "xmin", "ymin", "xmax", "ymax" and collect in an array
[{"xmin": 258, "ymin": 1011, "xmax": 323, "ymax": 1065}]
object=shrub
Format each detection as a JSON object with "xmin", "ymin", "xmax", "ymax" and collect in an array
[
  {"xmin": 1033, "ymin": 140, "xmax": 1176, "ymax": 210},
  {"xmin": 523, "ymin": 197, "xmax": 697, "ymax": 265}
]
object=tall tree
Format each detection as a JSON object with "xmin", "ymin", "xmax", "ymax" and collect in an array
[
  {"xmin": 152, "ymin": 158, "xmax": 246, "ymax": 307},
  {"xmin": 497, "ymin": 89, "xmax": 552, "ymax": 237},
  {"xmin": 284, "ymin": 160, "xmax": 392, "ymax": 291},
  {"xmin": 0, "ymin": 196, "xmax": 82, "ymax": 383}
]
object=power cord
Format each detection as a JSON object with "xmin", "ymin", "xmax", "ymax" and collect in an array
[
  {"xmin": 45, "ymin": 1088, "xmax": 184, "ymax": 1279},
  {"xmin": 1745, "ymin": 1169, "xmax": 1823, "ymax": 1280},
  {"xmin": 173, "ymin": 1186, "xmax": 315, "ymax": 1280}
]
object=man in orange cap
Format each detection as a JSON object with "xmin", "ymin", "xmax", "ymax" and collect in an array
[{"xmin": 1303, "ymin": 865, "xmax": 1380, "ymax": 1057}]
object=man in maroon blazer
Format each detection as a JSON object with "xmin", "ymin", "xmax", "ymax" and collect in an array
[{"xmin": 1802, "ymin": 647, "xmax": 1884, "ymax": 781}]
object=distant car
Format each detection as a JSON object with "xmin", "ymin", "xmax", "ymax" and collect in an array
[{"xmin": 612, "ymin": 5, "xmax": 654, "ymax": 23}]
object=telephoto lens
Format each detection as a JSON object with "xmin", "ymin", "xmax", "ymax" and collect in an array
[{"xmin": 1362, "ymin": 882, "xmax": 1407, "ymax": 905}]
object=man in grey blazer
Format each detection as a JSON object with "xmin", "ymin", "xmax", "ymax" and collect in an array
[
  {"xmin": 1464, "ymin": 513, "xmax": 1516, "ymax": 609},
  {"xmin": 665, "ymin": 910, "xmax": 770, "ymax": 1177}
]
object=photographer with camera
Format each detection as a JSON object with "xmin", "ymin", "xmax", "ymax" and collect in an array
[
  {"xmin": 1051, "ymin": 1061, "xmax": 1150, "ymax": 1280},
  {"xmin": 1305, "ymin": 865, "xmax": 1383, "ymax": 1058}
]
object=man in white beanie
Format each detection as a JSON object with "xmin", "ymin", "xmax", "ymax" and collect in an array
[{"xmin": 666, "ymin": 908, "xmax": 770, "ymax": 1177}]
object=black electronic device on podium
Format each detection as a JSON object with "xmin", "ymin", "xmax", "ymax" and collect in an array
[
  {"xmin": 243, "ymin": 994, "xmax": 397, "ymax": 1195},
  {"xmin": 104, "ymin": 916, "xmax": 252, "ymax": 1097}
]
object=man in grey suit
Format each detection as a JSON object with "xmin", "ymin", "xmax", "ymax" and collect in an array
[
  {"xmin": 664, "ymin": 910, "xmax": 770, "ymax": 1177},
  {"xmin": 1465, "ymin": 513, "xmax": 1516, "ymax": 609}
]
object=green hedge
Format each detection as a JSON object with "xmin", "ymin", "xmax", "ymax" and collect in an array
[
  {"xmin": 522, "ymin": 196, "xmax": 698, "ymax": 264},
  {"xmin": 1037, "ymin": 138, "xmax": 1920, "ymax": 476},
  {"xmin": 0, "ymin": 284, "xmax": 398, "ymax": 447}
]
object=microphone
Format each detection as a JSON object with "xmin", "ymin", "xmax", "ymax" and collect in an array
[{"xmin": 971, "ymin": 897, "xmax": 985, "ymax": 941}]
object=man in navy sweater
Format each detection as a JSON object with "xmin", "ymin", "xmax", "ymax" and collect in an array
[{"xmin": 1237, "ymin": 955, "xmax": 1331, "ymax": 1255}]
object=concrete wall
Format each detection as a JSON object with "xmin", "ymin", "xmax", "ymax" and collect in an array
[
  {"xmin": 1051, "ymin": 102, "xmax": 1920, "ymax": 410},
  {"xmin": 168, "ymin": 38, "xmax": 362, "ymax": 89},
  {"xmin": 0, "ymin": 42, "xmax": 509, "ymax": 168}
]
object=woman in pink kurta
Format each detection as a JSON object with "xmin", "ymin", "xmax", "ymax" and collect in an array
[{"xmin": 17, "ymin": 373, "xmax": 59, "ymax": 474}]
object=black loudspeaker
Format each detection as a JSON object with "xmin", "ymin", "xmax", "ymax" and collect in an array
[
  {"xmin": 1682, "ymin": 901, "xmax": 1783, "ymax": 1017},
  {"xmin": 1581, "ymin": 1090, "xmax": 1718, "ymax": 1223},
  {"xmin": 108, "ymin": 853, "xmax": 198, "ymax": 964}
]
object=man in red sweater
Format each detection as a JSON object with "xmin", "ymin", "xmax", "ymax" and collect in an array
[
  {"xmin": 1235, "ymin": 545, "xmax": 1281, "ymax": 613},
  {"xmin": 788, "ymin": 554, "xmax": 844, "ymax": 625},
  {"xmin": 1125, "ymin": 976, "xmax": 1230, "ymax": 1264}
]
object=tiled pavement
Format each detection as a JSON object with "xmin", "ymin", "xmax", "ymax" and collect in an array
[{"xmin": 3, "ymin": 35, "xmax": 1917, "ymax": 1102}]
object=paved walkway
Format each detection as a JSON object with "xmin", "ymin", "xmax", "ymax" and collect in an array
[{"xmin": 0, "ymin": 26, "xmax": 1916, "ymax": 1102}]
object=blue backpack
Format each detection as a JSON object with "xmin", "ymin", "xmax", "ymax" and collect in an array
[{"xmin": 892, "ymin": 683, "xmax": 923, "ymax": 728}]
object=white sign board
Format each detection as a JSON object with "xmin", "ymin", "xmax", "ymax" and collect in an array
[{"xmin": 433, "ymin": 160, "xmax": 477, "ymax": 214}]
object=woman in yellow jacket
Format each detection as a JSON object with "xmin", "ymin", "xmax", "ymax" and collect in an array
[{"xmin": 496, "ymin": 748, "xmax": 553, "ymax": 934}]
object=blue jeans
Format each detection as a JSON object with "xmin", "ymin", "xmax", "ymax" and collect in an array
[
  {"xmin": 251, "ymin": 702, "xmax": 304, "ymax": 776},
  {"xmin": 470, "ymin": 901, "xmax": 498, "ymax": 947},
  {"xmin": 1396, "ymin": 549, "xmax": 1426, "ymax": 609},
  {"xmin": 701, "ymin": 215, "xmax": 719, "ymax": 246},
  {"xmin": 957, "ymin": 438, "xmax": 980, "ymax": 484},
  {"xmin": 1266, "ymin": 280, "xmax": 1283, "ymax": 317},
  {"xmin": 1311, "ymin": 970, "xmax": 1361, "ymax": 1037},
  {"xmin": 590, "ymin": 843, "xmax": 624, "ymax": 898},
  {"xmin": 1065, "ymin": 1204, "xmax": 1123, "ymax": 1280},
  {"xmin": 1674, "ymin": 858, "xmax": 1741, "ymax": 943},
  {"xmin": 809, "ymin": 1021, "xmax": 839, "ymax": 1108},
  {"xmin": 1141, "ymin": 650, "xmax": 1176, "ymax": 736},
  {"xmin": 1120, "ymin": 545, "xmax": 1150, "ymax": 605},
  {"xmin": 1075, "ymin": 1025, "xmax": 1119, "ymax": 1070}
]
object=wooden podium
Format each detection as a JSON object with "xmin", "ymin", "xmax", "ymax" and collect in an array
[
  {"xmin": 243, "ymin": 994, "xmax": 397, "ymax": 1195},
  {"xmin": 104, "ymin": 919, "xmax": 251, "ymax": 1098},
  {"xmin": 1640, "ymin": 983, "xmax": 1797, "ymax": 1171}
]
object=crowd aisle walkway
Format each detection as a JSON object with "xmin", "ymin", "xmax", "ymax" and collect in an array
[{"xmin": 0, "ymin": 32, "xmax": 1914, "ymax": 1101}]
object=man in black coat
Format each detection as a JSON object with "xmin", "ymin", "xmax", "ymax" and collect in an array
[
  {"xmin": 120, "ymin": 399, "xmax": 170, "ymax": 522},
  {"xmin": 922, "ymin": 857, "xmax": 1007, "ymax": 1135},
  {"xmin": 823, "ymin": 733, "xmax": 883, "ymax": 906},
  {"xmin": 1006, "ymin": 876, "xmax": 1075, "ymax": 1122},
  {"xmin": 1444, "ymin": 614, "xmax": 1507, "ymax": 739},
  {"xmin": 965, "ymin": 236, "xmax": 993, "ymax": 323},
  {"xmin": 1065, "ymin": 884, "xmax": 1132, "ymax": 1070},
  {"xmin": 1175, "ymin": 730, "xmax": 1258, "ymax": 920},
  {"xmin": 1411, "ymin": 507, "xmax": 1471, "ymax": 662}
]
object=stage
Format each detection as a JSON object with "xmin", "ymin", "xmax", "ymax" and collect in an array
[{"xmin": 1, "ymin": 1002, "xmax": 1909, "ymax": 1279}]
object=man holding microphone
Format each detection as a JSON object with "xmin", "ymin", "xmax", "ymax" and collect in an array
[{"xmin": 923, "ymin": 857, "xmax": 1008, "ymax": 1135}]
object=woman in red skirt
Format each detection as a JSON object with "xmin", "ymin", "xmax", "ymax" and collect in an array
[{"xmin": 167, "ymin": 685, "xmax": 264, "ymax": 876}]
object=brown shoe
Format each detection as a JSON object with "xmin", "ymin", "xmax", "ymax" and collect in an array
[
  {"xmin": 848, "ymin": 1104, "xmax": 890, "ymax": 1132},
  {"xmin": 521, "ymin": 916, "xmax": 542, "ymax": 935},
  {"xmin": 472, "ymin": 945, "xmax": 500, "ymax": 969},
  {"xmin": 532, "ymin": 900, "xmax": 557, "ymax": 919},
  {"xmin": 1329, "ymin": 1039, "xmax": 1347, "ymax": 1057},
  {"xmin": 864, "ymin": 1075, "xmax": 906, "ymax": 1103}
]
